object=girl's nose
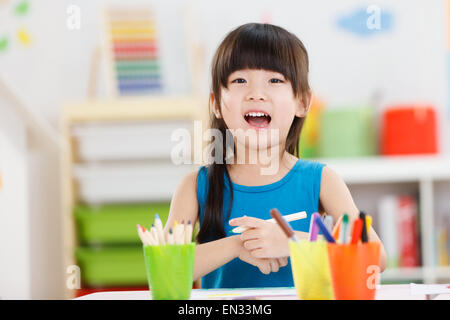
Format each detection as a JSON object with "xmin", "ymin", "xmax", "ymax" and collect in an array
[{"xmin": 245, "ymin": 85, "xmax": 267, "ymax": 101}]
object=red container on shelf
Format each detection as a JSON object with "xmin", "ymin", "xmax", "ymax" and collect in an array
[{"xmin": 381, "ymin": 105, "xmax": 438, "ymax": 155}]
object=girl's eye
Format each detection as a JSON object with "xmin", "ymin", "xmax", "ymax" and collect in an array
[
  {"xmin": 270, "ymin": 78, "xmax": 284, "ymax": 83},
  {"xmin": 231, "ymin": 78, "xmax": 246, "ymax": 84}
]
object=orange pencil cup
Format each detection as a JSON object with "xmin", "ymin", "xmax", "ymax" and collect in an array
[{"xmin": 327, "ymin": 242, "xmax": 381, "ymax": 300}]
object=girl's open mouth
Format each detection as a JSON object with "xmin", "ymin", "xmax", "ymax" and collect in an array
[{"xmin": 244, "ymin": 111, "xmax": 272, "ymax": 129}]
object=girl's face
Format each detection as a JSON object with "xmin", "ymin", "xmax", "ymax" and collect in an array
[{"xmin": 212, "ymin": 68, "xmax": 308, "ymax": 152}]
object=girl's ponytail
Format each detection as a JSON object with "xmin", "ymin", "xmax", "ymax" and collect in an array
[{"xmin": 196, "ymin": 114, "xmax": 234, "ymax": 243}]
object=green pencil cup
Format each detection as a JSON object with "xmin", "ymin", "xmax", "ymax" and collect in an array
[
  {"xmin": 143, "ymin": 243, "xmax": 195, "ymax": 300},
  {"xmin": 289, "ymin": 240, "xmax": 334, "ymax": 300}
]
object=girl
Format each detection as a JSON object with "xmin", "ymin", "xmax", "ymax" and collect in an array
[{"xmin": 165, "ymin": 23, "xmax": 387, "ymax": 288}]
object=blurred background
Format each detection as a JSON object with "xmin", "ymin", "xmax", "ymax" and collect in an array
[{"xmin": 0, "ymin": 0, "xmax": 449, "ymax": 299}]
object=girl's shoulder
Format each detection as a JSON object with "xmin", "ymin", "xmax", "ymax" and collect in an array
[
  {"xmin": 168, "ymin": 169, "xmax": 200, "ymax": 225},
  {"xmin": 176, "ymin": 169, "xmax": 200, "ymax": 196}
]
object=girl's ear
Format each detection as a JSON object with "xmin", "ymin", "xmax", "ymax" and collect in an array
[
  {"xmin": 210, "ymin": 92, "xmax": 221, "ymax": 118},
  {"xmin": 295, "ymin": 91, "xmax": 312, "ymax": 118}
]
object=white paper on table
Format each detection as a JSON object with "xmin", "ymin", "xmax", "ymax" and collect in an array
[
  {"xmin": 410, "ymin": 283, "xmax": 450, "ymax": 295},
  {"xmin": 191, "ymin": 287, "xmax": 297, "ymax": 300}
]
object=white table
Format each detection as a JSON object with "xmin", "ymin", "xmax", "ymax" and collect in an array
[{"xmin": 75, "ymin": 284, "xmax": 450, "ymax": 300}]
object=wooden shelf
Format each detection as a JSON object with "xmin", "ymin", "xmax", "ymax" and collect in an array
[
  {"xmin": 63, "ymin": 96, "xmax": 205, "ymax": 123},
  {"xmin": 381, "ymin": 267, "xmax": 450, "ymax": 282},
  {"xmin": 61, "ymin": 96, "xmax": 208, "ymax": 299}
]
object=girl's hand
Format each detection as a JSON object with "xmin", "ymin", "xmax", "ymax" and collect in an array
[
  {"xmin": 230, "ymin": 216, "xmax": 290, "ymax": 258},
  {"xmin": 239, "ymin": 248, "xmax": 287, "ymax": 274},
  {"xmin": 237, "ymin": 242, "xmax": 288, "ymax": 274}
]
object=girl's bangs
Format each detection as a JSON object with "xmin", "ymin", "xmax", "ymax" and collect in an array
[{"xmin": 221, "ymin": 26, "xmax": 296, "ymax": 89}]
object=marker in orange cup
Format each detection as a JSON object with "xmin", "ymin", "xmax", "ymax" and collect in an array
[
  {"xmin": 350, "ymin": 218, "xmax": 363, "ymax": 244},
  {"xmin": 332, "ymin": 216, "xmax": 343, "ymax": 241},
  {"xmin": 365, "ymin": 215, "xmax": 372, "ymax": 237}
]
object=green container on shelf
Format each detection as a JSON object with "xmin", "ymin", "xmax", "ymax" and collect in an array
[
  {"xmin": 76, "ymin": 246, "xmax": 147, "ymax": 287},
  {"xmin": 75, "ymin": 203, "xmax": 170, "ymax": 245},
  {"xmin": 318, "ymin": 106, "xmax": 376, "ymax": 158}
]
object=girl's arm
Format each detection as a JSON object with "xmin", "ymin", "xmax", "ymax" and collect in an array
[
  {"xmin": 319, "ymin": 166, "xmax": 387, "ymax": 272},
  {"xmin": 193, "ymin": 234, "xmax": 284, "ymax": 280},
  {"xmin": 166, "ymin": 170, "xmax": 284, "ymax": 281}
]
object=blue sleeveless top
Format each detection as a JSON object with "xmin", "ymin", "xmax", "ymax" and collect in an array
[{"xmin": 196, "ymin": 158, "xmax": 326, "ymax": 288}]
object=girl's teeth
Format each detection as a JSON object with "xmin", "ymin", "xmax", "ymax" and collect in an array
[{"xmin": 246, "ymin": 112, "xmax": 267, "ymax": 117}]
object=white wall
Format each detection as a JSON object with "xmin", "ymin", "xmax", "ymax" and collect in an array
[
  {"xmin": 192, "ymin": 0, "xmax": 449, "ymax": 151},
  {"xmin": 0, "ymin": 0, "xmax": 448, "ymax": 139},
  {"xmin": 28, "ymin": 144, "xmax": 64, "ymax": 299},
  {"xmin": 0, "ymin": 101, "xmax": 31, "ymax": 299},
  {"xmin": 0, "ymin": 0, "xmax": 193, "ymax": 124}
]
